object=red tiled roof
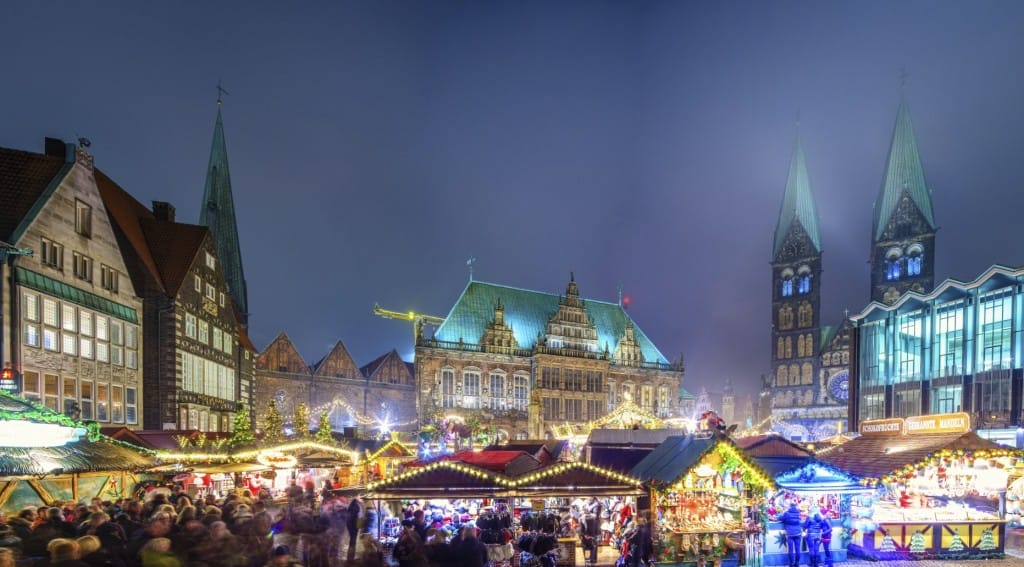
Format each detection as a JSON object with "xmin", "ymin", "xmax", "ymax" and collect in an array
[
  {"xmin": 0, "ymin": 146, "xmax": 67, "ymax": 242},
  {"xmin": 735, "ymin": 434, "xmax": 813, "ymax": 457},
  {"xmin": 818, "ymin": 431, "xmax": 1005, "ymax": 480},
  {"xmin": 95, "ymin": 169, "xmax": 165, "ymax": 293},
  {"xmin": 140, "ymin": 219, "xmax": 209, "ymax": 295}
]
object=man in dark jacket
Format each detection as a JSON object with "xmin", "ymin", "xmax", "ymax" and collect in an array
[{"xmin": 779, "ymin": 502, "xmax": 803, "ymax": 567}]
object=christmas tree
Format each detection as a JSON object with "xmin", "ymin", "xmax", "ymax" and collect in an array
[
  {"xmin": 264, "ymin": 400, "xmax": 285, "ymax": 444},
  {"xmin": 294, "ymin": 403, "xmax": 310, "ymax": 436},
  {"xmin": 228, "ymin": 404, "xmax": 255, "ymax": 446},
  {"xmin": 909, "ymin": 531, "xmax": 926, "ymax": 554},
  {"xmin": 878, "ymin": 535, "xmax": 897, "ymax": 553},
  {"xmin": 978, "ymin": 528, "xmax": 996, "ymax": 551},
  {"xmin": 315, "ymin": 410, "xmax": 334, "ymax": 444},
  {"xmin": 948, "ymin": 530, "xmax": 965, "ymax": 553}
]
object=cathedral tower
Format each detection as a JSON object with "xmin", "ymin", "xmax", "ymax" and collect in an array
[
  {"xmin": 870, "ymin": 96, "xmax": 936, "ymax": 305},
  {"xmin": 770, "ymin": 133, "xmax": 822, "ymax": 440},
  {"xmin": 200, "ymin": 98, "xmax": 249, "ymax": 322}
]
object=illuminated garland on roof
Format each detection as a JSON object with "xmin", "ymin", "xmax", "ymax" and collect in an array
[
  {"xmin": 310, "ymin": 398, "xmax": 419, "ymax": 428},
  {"xmin": 863, "ymin": 447, "xmax": 1024, "ymax": 487},
  {"xmin": 365, "ymin": 439, "xmax": 415, "ymax": 462},
  {"xmin": 510, "ymin": 462, "xmax": 643, "ymax": 488},
  {"xmin": 156, "ymin": 440, "xmax": 361, "ymax": 464},
  {"xmin": 368, "ymin": 460, "xmax": 509, "ymax": 490}
]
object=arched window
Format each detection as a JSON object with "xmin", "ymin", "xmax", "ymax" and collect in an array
[
  {"xmin": 779, "ymin": 306, "xmax": 794, "ymax": 330},
  {"xmin": 441, "ymin": 368, "xmax": 457, "ymax": 409},
  {"xmin": 489, "ymin": 371, "xmax": 507, "ymax": 410},
  {"xmin": 798, "ymin": 275, "xmax": 812, "ymax": 294},
  {"xmin": 885, "ymin": 248, "xmax": 903, "ymax": 281},
  {"xmin": 781, "ymin": 279, "xmax": 794, "ymax": 297},
  {"xmin": 776, "ymin": 366, "xmax": 788, "ymax": 387},
  {"xmin": 797, "ymin": 335, "xmax": 805, "ymax": 358},
  {"xmin": 785, "ymin": 337, "xmax": 792, "ymax": 358},
  {"xmin": 804, "ymin": 334, "xmax": 813, "ymax": 356},
  {"xmin": 513, "ymin": 374, "xmax": 529, "ymax": 411},
  {"xmin": 789, "ymin": 364, "xmax": 800, "ymax": 386},
  {"xmin": 798, "ymin": 302, "xmax": 813, "ymax": 328},
  {"xmin": 462, "ymin": 369, "xmax": 481, "ymax": 409},
  {"xmin": 907, "ymin": 254, "xmax": 923, "ymax": 276},
  {"xmin": 777, "ymin": 337, "xmax": 786, "ymax": 359},
  {"xmin": 802, "ymin": 362, "xmax": 813, "ymax": 384}
]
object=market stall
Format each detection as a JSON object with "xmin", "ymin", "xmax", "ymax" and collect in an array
[
  {"xmin": 631, "ymin": 432, "xmax": 774, "ymax": 567},
  {"xmin": 0, "ymin": 392, "xmax": 155, "ymax": 513},
  {"xmin": 820, "ymin": 413, "xmax": 1016, "ymax": 560}
]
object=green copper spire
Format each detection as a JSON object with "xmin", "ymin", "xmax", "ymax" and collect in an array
[
  {"xmin": 773, "ymin": 133, "xmax": 821, "ymax": 258},
  {"xmin": 873, "ymin": 96, "xmax": 936, "ymax": 241},
  {"xmin": 200, "ymin": 102, "xmax": 249, "ymax": 319}
]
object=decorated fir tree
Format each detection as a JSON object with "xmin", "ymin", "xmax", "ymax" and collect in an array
[
  {"xmin": 878, "ymin": 534, "xmax": 896, "ymax": 553},
  {"xmin": 909, "ymin": 531, "xmax": 926, "ymax": 554},
  {"xmin": 294, "ymin": 403, "xmax": 310, "ymax": 436},
  {"xmin": 264, "ymin": 400, "xmax": 285, "ymax": 444},
  {"xmin": 315, "ymin": 410, "xmax": 334, "ymax": 444},
  {"xmin": 978, "ymin": 528, "xmax": 996, "ymax": 551},
  {"xmin": 229, "ymin": 404, "xmax": 255, "ymax": 446},
  {"xmin": 948, "ymin": 530, "xmax": 965, "ymax": 553}
]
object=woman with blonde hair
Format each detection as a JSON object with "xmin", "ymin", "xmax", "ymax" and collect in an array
[
  {"xmin": 49, "ymin": 538, "xmax": 88, "ymax": 567},
  {"xmin": 0, "ymin": 548, "xmax": 14, "ymax": 567}
]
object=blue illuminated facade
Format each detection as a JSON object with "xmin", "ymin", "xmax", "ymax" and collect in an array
[{"xmin": 850, "ymin": 264, "xmax": 1024, "ymax": 437}]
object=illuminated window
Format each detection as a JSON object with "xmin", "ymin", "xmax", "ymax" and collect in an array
[
  {"xmin": 22, "ymin": 371, "xmax": 40, "ymax": 403},
  {"xmin": 62, "ymin": 378, "xmax": 77, "ymax": 414},
  {"xmin": 62, "ymin": 305, "xmax": 76, "ymax": 332},
  {"xmin": 73, "ymin": 252, "xmax": 93, "ymax": 281},
  {"xmin": 205, "ymin": 252, "xmax": 216, "ymax": 269},
  {"xmin": 213, "ymin": 327, "xmax": 223, "ymax": 351},
  {"xmin": 194, "ymin": 275, "xmax": 201, "ymax": 291},
  {"xmin": 23, "ymin": 323, "xmax": 39, "ymax": 347},
  {"xmin": 80, "ymin": 381, "xmax": 93, "ymax": 420},
  {"xmin": 185, "ymin": 313, "xmax": 197, "ymax": 339},
  {"xmin": 96, "ymin": 316, "xmax": 108, "ymax": 341},
  {"xmin": 565, "ymin": 398, "xmax": 583, "ymax": 420},
  {"xmin": 96, "ymin": 383, "xmax": 108, "ymax": 421},
  {"xmin": 463, "ymin": 370, "xmax": 480, "ymax": 409},
  {"xmin": 111, "ymin": 384, "xmax": 123, "ymax": 423},
  {"xmin": 43, "ymin": 299, "xmax": 58, "ymax": 327},
  {"xmin": 97, "ymin": 342, "xmax": 109, "ymax": 363},
  {"xmin": 23, "ymin": 293, "xmax": 39, "ymax": 321},
  {"xmin": 80, "ymin": 312, "xmax": 93, "ymax": 336},
  {"xmin": 80, "ymin": 338, "xmax": 94, "ymax": 359},
  {"xmin": 43, "ymin": 329, "xmax": 58, "ymax": 351},
  {"xmin": 62, "ymin": 333, "xmax": 76, "ymax": 355},
  {"xmin": 441, "ymin": 369, "xmax": 457, "ymax": 409},
  {"xmin": 543, "ymin": 397, "xmax": 560, "ymax": 421},
  {"xmin": 100, "ymin": 265, "xmax": 119, "ymax": 293},
  {"xmin": 126, "ymin": 387, "xmax": 137, "ymax": 424},
  {"xmin": 199, "ymin": 320, "xmax": 209, "ymax": 344},
  {"xmin": 798, "ymin": 275, "xmax": 811, "ymax": 294},
  {"xmin": 40, "ymin": 238, "xmax": 63, "ymax": 269},
  {"xmin": 781, "ymin": 279, "xmax": 793, "ymax": 297},
  {"xmin": 489, "ymin": 372, "xmax": 506, "ymax": 410},
  {"xmin": 43, "ymin": 374, "xmax": 58, "ymax": 411}
]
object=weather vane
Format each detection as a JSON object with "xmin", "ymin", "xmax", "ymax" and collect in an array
[
  {"xmin": 466, "ymin": 257, "xmax": 476, "ymax": 281},
  {"xmin": 216, "ymin": 80, "xmax": 230, "ymax": 105}
]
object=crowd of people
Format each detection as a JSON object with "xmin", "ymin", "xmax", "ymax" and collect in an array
[
  {"xmin": 0, "ymin": 483, "xmax": 656, "ymax": 567},
  {"xmin": 778, "ymin": 501, "xmax": 834, "ymax": 567}
]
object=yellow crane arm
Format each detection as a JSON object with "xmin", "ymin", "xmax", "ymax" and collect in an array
[{"xmin": 373, "ymin": 303, "xmax": 444, "ymax": 325}]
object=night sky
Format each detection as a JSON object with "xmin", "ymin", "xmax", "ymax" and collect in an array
[{"xmin": 5, "ymin": 2, "xmax": 1024, "ymax": 401}]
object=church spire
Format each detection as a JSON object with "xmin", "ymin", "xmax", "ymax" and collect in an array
[
  {"xmin": 772, "ymin": 132, "xmax": 821, "ymax": 260},
  {"xmin": 873, "ymin": 96, "xmax": 936, "ymax": 241},
  {"xmin": 200, "ymin": 99, "xmax": 249, "ymax": 321}
]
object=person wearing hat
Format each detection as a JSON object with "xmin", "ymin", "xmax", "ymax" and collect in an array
[{"xmin": 263, "ymin": 545, "xmax": 302, "ymax": 567}]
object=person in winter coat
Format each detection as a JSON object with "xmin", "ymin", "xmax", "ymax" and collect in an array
[
  {"xmin": 778, "ymin": 502, "xmax": 803, "ymax": 567},
  {"xmin": 393, "ymin": 521, "xmax": 428, "ymax": 567},
  {"xmin": 819, "ymin": 515, "xmax": 833, "ymax": 567},
  {"xmin": 802, "ymin": 513, "xmax": 824, "ymax": 567},
  {"xmin": 451, "ymin": 525, "xmax": 487, "ymax": 567}
]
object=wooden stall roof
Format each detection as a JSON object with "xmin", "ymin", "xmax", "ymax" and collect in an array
[
  {"xmin": 367, "ymin": 460, "xmax": 511, "ymax": 499},
  {"xmin": 0, "ymin": 393, "xmax": 153, "ymax": 476},
  {"xmin": 405, "ymin": 450, "xmax": 541, "ymax": 477},
  {"xmin": 734, "ymin": 434, "xmax": 813, "ymax": 458},
  {"xmin": 508, "ymin": 461, "xmax": 645, "ymax": 498},
  {"xmin": 630, "ymin": 433, "xmax": 775, "ymax": 489},
  {"xmin": 817, "ymin": 431, "xmax": 1006, "ymax": 480},
  {"xmin": 485, "ymin": 440, "xmax": 569, "ymax": 465}
]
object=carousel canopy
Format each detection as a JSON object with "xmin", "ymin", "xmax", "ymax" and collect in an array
[
  {"xmin": 0, "ymin": 392, "xmax": 154, "ymax": 476},
  {"xmin": 818, "ymin": 431, "xmax": 1008, "ymax": 481}
]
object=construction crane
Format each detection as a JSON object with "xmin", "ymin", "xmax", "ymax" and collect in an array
[{"xmin": 373, "ymin": 303, "xmax": 445, "ymax": 344}]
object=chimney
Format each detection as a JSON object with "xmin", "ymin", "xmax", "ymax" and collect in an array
[
  {"xmin": 152, "ymin": 201, "xmax": 176, "ymax": 222},
  {"xmin": 44, "ymin": 137, "xmax": 73, "ymax": 162}
]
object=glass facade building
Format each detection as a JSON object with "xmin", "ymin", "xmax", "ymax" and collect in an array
[{"xmin": 850, "ymin": 265, "xmax": 1024, "ymax": 434}]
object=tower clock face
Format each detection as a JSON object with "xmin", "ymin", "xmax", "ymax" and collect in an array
[{"xmin": 828, "ymin": 372, "xmax": 850, "ymax": 402}]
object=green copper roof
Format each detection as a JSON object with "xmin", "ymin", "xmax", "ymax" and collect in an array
[
  {"xmin": 433, "ymin": 281, "xmax": 671, "ymax": 364},
  {"xmin": 772, "ymin": 134, "xmax": 821, "ymax": 258},
  {"xmin": 199, "ymin": 105, "xmax": 248, "ymax": 318},
  {"xmin": 678, "ymin": 386, "xmax": 695, "ymax": 400},
  {"xmin": 16, "ymin": 267, "xmax": 138, "ymax": 323},
  {"xmin": 873, "ymin": 97, "xmax": 936, "ymax": 240}
]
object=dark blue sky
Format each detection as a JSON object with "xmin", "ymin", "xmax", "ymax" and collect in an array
[{"xmin": 4, "ymin": 2, "xmax": 1024, "ymax": 400}]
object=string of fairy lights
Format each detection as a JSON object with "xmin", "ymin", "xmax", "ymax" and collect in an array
[
  {"xmin": 367, "ymin": 460, "xmax": 644, "ymax": 491},
  {"xmin": 308, "ymin": 397, "xmax": 419, "ymax": 429}
]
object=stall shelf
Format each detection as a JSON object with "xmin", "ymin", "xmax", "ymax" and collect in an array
[
  {"xmin": 630, "ymin": 432, "xmax": 774, "ymax": 567},
  {"xmin": 819, "ymin": 413, "xmax": 1019, "ymax": 560}
]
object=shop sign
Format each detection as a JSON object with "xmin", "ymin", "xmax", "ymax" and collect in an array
[
  {"xmin": 859, "ymin": 418, "xmax": 903, "ymax": 436},
  {"xmin": 0, "ymin": 368, "xmax": 20, "ymax": 394},
  {"xmin": 904, "ymin": 412, "xmax": 970, "ymax": 435},
  {"xmin": 256, "ymin": 450, "xmax": 298, "ymax": 469}
]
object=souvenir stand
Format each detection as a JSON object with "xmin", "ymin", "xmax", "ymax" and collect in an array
[
  {"xmin": 0, "ymin": 392, "xmax": 155, "ymax": 513},
  {"xmin": 820, "ymin": 413, "xmax": 1017, "ymax": 560},
  {"xmin": 630, "ymin": 432, "xmax": 774, "ymax": 567},
  {"xmin": 359, "ymin": 435, "xmax": 416, "ymax": 485},
  {"xmin": 737, "ymin": 435, "xmax": 863, "ymax": 566},
  {"xmin": 366, "ymin": 460, "xmax": 516, "ymax": 565}
]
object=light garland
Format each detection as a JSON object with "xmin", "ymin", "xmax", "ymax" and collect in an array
[
  {"xmin": 156, "ymin": 440, "xmax": 362, "ymax": 465},
  {"xmin": 509, "ymin": 461, "xmax": 643, "ymax": 488},
  {"xmin": 368, "ymin": 460, "xmax": 511, "ymax": 490},
  {"xmin": 309, "ymin": 398, "xmax": 419, "ymax": 428},
  {"xmin": 365, "ymin": 439, "xmax": 415, "ymax": 462},
  {"xmin": 868, "ymin": 446, "xmax": 1024, "ymax": 486}
]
